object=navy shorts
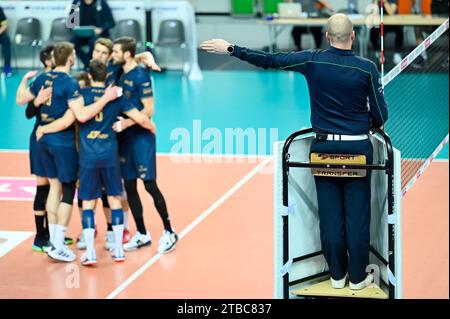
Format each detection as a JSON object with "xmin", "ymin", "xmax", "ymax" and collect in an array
[
  {"xmin": 119, "ymin": 133, "xmax": 156, "ymax": 181},
  {"xmin": 78, "ymin": 164, "xmax": 123, "ymax": 200},
  {"xmin": 38, "ymin": 143, "xmax": 78, "ymax": 183},
  {"xmin": 29, "ymin": 130, "xmax": 46, "ymax": 177}
]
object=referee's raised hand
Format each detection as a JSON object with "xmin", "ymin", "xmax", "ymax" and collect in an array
[{"xmin": 200, "ymin": 39, "xmax": 231, "ymax": 54}]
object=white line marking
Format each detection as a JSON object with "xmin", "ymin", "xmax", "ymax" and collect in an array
[
  {"xmin": 105, "ymin": 156, "xmax": 273, "ymax": 299},
  {"xmin": 0, "ymin": 176, "xmax": 35, "ymax": 180},
  {"xmin": 0, "ymin": 149, "xmax": 29, "ymax": 153},
  {"xmin": 0, "ymin": 231, "xmax": 34, "ymax": 259},
  {"xmin": 0, "ymin": 197, "xmax": 34, "ymax": 202}
]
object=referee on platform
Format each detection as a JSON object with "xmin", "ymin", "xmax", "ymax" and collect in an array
[{"xmin": 201, "ymin": 13, "xmax": 388, "ymax": 290}]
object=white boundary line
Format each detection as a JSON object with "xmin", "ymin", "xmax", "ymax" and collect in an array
[
  {"xmin": 402, "ymin": 134, "xmax": 449, "ymax": 196},
  {"xmin": 433, "ymin": 159, "xmax": 449, "ymax": 162},
  {"xmin": 0, "ymin": 176, "xmax": 35, "ymax": 180},
  {"xmin": 0, "ymin": 149, "xmax": 29, "ymax": 153},
  {"xmin": 105, "ymin": 156, "xmax": 273, "ymax": 299},
  {"xmin": 0, "ymin": 197, "xmax": 33, "ymax": 202}
]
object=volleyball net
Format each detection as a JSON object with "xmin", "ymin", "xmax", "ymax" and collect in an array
[{"xmin": 382, "ymin": 19, "xmax": 449, "ymax": 195}]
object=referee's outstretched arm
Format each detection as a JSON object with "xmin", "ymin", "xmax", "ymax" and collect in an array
[
  {"xmin": 200, "ymin": 39, "xmax": 310, "ymax": 73},
  {"xmin": 201, "ymin": 13, "xmax": 390, "ymax": 131}
]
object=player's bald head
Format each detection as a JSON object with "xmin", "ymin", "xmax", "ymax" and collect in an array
[{"xmin": 327, "ymin": 13, "xmax": 354, "ymax": 44}]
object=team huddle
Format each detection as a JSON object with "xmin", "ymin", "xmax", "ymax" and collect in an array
[{"xmin": 15, "ymin": 37, "xmax": 178, "ymax": 266}]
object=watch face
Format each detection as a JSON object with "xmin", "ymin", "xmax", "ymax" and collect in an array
[{"xmin": 227, "ymin": 46, "xmax": 233, "ymax": 53}]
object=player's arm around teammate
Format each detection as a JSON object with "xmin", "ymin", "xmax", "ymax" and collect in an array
[
  {"xmin": 113, "ymin": 96, "xmax": 154, "ymax": 132},
  {"xmin": 16, "ymin": 71, "xmax": 53, "ymax": 106},
  {"xmin": 122, "ymin": 106, "xmax": 157, "ymax": 133},
  {"xmin": 68, "ymin": 84, "xmax": 120, "ymax": 123},
  {"xmin": 35, "ymin": 85, "xmax": 120, "ymax": 139}
]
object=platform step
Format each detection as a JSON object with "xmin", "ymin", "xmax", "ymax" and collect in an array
[{"xmin": 292, "ymin": 279, "xmax": 388, "ymax": 299}]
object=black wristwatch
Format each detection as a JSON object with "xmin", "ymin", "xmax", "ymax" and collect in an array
[{"xmin": 227, "ymin": 45, "xmax": 235, "ymax": 55}]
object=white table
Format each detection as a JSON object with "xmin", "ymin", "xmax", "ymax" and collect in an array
[{"xmin": 258, "ymin": 14, "xmax": 448, "ymax": 56}]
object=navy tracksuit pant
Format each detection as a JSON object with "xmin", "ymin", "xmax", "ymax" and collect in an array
[
  {"xmin": 310, "ymin": 138, "xmax": 373, "ymax": 284},
  {"xmin": 0, "ymin": 32, "xmax": 11, "ymax": 69}
]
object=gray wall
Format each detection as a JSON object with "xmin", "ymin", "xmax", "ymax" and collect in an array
[{"xmin": 1, "ymin": 0, "xmax": 416, "ymax": 52}]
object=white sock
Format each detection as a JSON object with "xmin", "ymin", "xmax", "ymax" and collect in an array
[
  {"xmin": 83, "ymin": 228, "xmax": 96, "ymax": 259},
  {"xmin": 54, "ymin": 225, "xmax": 67, "ymax": 250},
  {"xmin": 112, "ymin": 224, "xmax": 124, "ymax": 252},
  {"xmin": 123, "ymin": 211, "xmax": 129, "ymax": 229},
  {"xmin": 49, "ymin": 224, "xmax": 57, "ymax": 245}
]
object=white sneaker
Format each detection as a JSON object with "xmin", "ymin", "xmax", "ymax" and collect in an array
[
  {"xmin": 48, "ymin": 246, "xmax": 76, "ymax": 263},
  {"xmin": 330, "ymin": 274, "xmax": 347, "ymax": 289},
  {"xmin": 80, "ymin": 251, "xmax": 97, "ymax": 266},
  {"xmin": 349, "ymin": 274, "xmax": 374, "ymax": 290},
  {"xmin": 123, "ymin": 231, "xmax": 151, "ymax": 251},
  {"xmin": 104, "ymin": 231, "xmax": 115, "ymax": 251},
  {"xmin": 158, "ymin": 230, "xmax": 178, "ymax": 254},
  {"xmin": 111, "ymin": 248, "xmax": 126, "ymax": 263},
  {"xmin": 77, "ymin": 233, "xmax": 87, "ymax": 250},
  {"xmin": 393, "ymin": 53, "xmax": 402, "ymax": 65}
]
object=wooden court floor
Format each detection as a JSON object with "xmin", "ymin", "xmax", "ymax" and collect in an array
[{"xmin": 0, "ymin": 152, "xmax": 447, "ymax": 299}]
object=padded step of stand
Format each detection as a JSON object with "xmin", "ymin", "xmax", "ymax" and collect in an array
[{"xmin": 292, "ymin": 280, "xmax": 388, "ymax": 299}]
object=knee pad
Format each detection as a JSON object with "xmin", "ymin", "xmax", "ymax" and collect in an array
[
  {"xmin": 33, "ymin": 185, "xmax": 50, "ymax": 211},
  {"xmin": 61, "ymin": 182, "xmax": 76, "ymax": 205}
]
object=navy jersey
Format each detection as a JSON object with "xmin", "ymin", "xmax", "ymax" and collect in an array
[
  {"xmin": 118, "ymin": 65, "xmax": 153, "ymax": 141},
  {"xmin": 30, "ymin": 105, "xmax": 42, "ymax": 142},
  {"xmin": 29, "ymin": 71, "xmax": 50, "ymax": 129},
  {"xmin": 232, "ymin": 46, "xmax": 388, "ymax": 135},
  {"xmin": 78, "ymin": 86, "xmax": 134, "ymax": 168},
  {"xmin": 29, "ymin": 71, "xmax": 81, "ymax": 146},
  {"xmin": 106, "ymin": 60, "xmax": 122, "ymax": 86},
  {"xmin": 30, "ymin": 107, "xmax": 42, "ymax": 129}
]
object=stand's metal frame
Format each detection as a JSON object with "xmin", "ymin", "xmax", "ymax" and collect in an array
[{"xmin": 281, "ymin": 128, "xmax": 396, "ymax": 299}]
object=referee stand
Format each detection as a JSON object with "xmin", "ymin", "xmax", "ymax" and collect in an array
[{"xmin": 273, "ymin": 128, "xmax": 403, "ymax": 299}]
